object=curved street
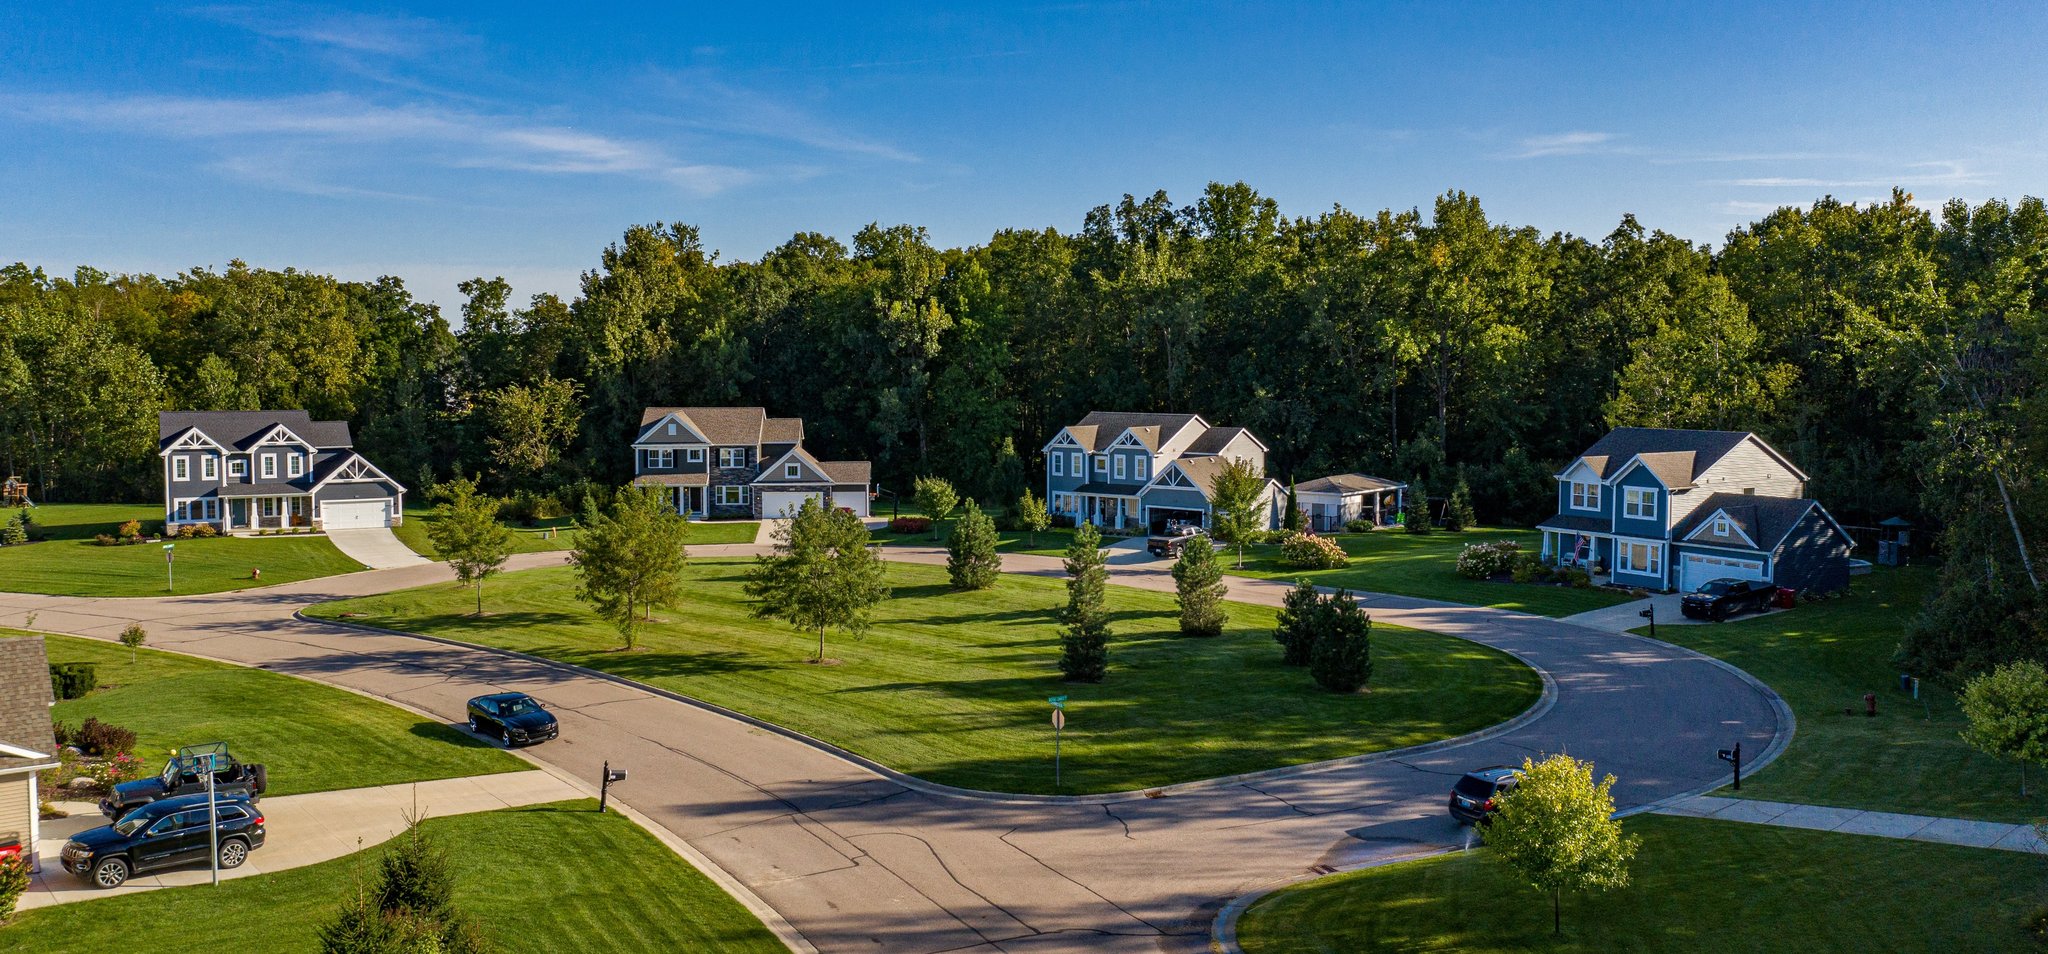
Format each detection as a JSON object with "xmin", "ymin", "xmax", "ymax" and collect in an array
[{"xmin": 0, "ymin": 547, "xmax": 1785, "ymax": 953}]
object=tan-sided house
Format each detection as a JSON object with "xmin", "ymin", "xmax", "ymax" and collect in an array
[{"xmin": 0, "ymin": 637, "xmax": 60, "ymax": 873}]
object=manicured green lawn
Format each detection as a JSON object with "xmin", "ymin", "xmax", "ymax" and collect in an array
[
  {"xmin": 1238, "ymin": 814, "xmax": 2038, "ymax": 953},
  {"xmin": 391, "ymin": 505, "xmax": 757, "ymax": 558},
  {"xmin": 5, "ymin": 502, "xmax": 162, "ymax": 539},
  {"xmin": 0, "ymin": 534, "xmax": 363, "ymax": 597},
  {"xmin": 308, "ymin": 560, "xmax": 1541, "ymax": 794},
  {"xmin": 0, "ymin": 800, "xmax": 785, "ymax": 954},
  {"xmin": 1638, "ymin": 567, "xmax": 2048, "ymax": 822},
  {"xmin": 1223, "ymin": 528, "xmax": 1636, "ymax": 618},
  {"xmin": 19, "ymin": 631, "xmax": 522, "ymax": 797},
  {"xmin": 870, "ymin": 517, "xmax": 1078, "ymax": 556}
]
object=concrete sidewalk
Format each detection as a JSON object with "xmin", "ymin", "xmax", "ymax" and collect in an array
[
  {"xmin": 326, "ymin": 527, "xmax": 431, "ymax": 570},
  {"xmin": 23, "ymin": 769, "xmax": 579, "ymax": 910},
  {"xmin": 1655, "ymin": 794, "xmax": 2048, "ymax": 853}
]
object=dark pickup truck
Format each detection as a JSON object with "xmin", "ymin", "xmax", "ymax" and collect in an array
[
  {"xmin": 1146, "ymin": 520, "xmax": 1206, "ymax": 558},
  {"xmin": 1680, "ymin": 578, "xmax": 1776, "ymax": 622},
  {"xmin": 101, "ymin": 742, "xmax": 266, "ymax": 820}
]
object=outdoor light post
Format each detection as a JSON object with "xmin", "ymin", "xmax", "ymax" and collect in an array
[
  {"xmin": 204, "ymin": 751, "xmax": 220, "ymax": 885},
  {"xmin": 164, "ymin": 542, "xmax": 175, "ymax": 593}
]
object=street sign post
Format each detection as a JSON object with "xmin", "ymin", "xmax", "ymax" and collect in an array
[
  {"xmin": 1718, "ymin": 741, "xmax": 1742, "ymax": 791},
  {"xmin": 1048, "ymin": 697, "xmax": 1068, "ymax": 792},
  {"xmin": 202, "ymin": 750, "xmax": 219, "ymax": 885},
  {"xmin": 164, "ymin": 543, "xmax": 175, "ymax": 593}
]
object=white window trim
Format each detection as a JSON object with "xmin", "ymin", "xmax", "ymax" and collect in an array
[
  {"xmin": 1052, "ymin": 454, "xmax": 1064, "ymax": 477},
  {"xmin": 719, "ymin": 448, "xmax": 746, "ymax": 468},
  {"xmin": 287, "ymin": 454, "xmax": 304, "ymax": 478},
  {"xmin": 260, "ymin": 498, "xmax": 278, "ymax": 518},
  {"xmin": 201, "ymin": 456, "xmax": 217, "ymax": 480},
  {"xmin": 173, "ymin": 457, "xmax": 189, "ymax": 481},
  {"xmin": 1712, "ymin": 514, "xmax": 1731, "ymax": 536},
  {"xmin": 686, "ymin": 447, "xmax": 705, "ymax": 463},
  {"xmin": 261, "ymin": 455, "xmax": 277, "ymax": 479},
  {"xmin": 666, "ymin": 421, "xmax": 678, "ymax": 436},
  {"xmin": 1623, "ymin": 487, "xmax": 1657, "ymax": 520},
  {"xmin": 1619, "ymin": 540, "xmax": 1663, "ymax": 575},
  {"xmin": 1569, "ymin": 481, "xmax": 1600, "ymax": 511},
  {"xmin": 784, "ymin": 463, "xmax": 801, "ymax": 479},
  {"xmin": 650, "ymin": 449, "xmax": 675, "ymax": 469},
  {"xmin": 1135, "ymin": 458, "xmax": 1147, "ymax": 481},
  {"xmin": 1114, "ymin": 456, "xmax": 1127, "ymax": 480},
  {"xmin": 1070, "ymin": 452, "xmax": 1082, "ymax": 475},
  {"xmin": 1093, "ymin": 455, "xmax": 1107, "ymax": 474},
  {"xmin": 229, "ymin": 458, "xmax": 248, "ymax": 477},
  {"xmin": 716, "ymin": 485, "xmax": 751, "ymax": 506}
]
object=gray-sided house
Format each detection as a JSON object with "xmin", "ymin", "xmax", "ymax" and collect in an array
[
  {"xmin": 1537, "ymin": 427, "xmax": 1853, "ymax": 594},
  {"xmin": 159, "ymin": 411, "xmax": 406, "ymax": 532},
  {"xmin": 630, "ymin": 407, "xmax": 872, "ymax": 519},
  {"xmin": 1294, "ymin": 473, "xmax": 1408, "ymax": 532},
  {"xmin": 0, "ymin": 636, "xmax": 59, "ymax": 873},
  {"xmin": 1041, "ymin": 411, "xmax": 1282, "ymax": 531}
]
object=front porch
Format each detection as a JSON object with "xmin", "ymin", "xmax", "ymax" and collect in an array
[
  {"xmin": 632, "ymin": 476, "xmax": 711, "ymax": 519},
  {"xmin": 1053, "ymin": 492, "xmax": 1142, "ymax": 531},
  {"xmin": 171, "ymin": 494, "xmax": 313, "ymax": 533}
]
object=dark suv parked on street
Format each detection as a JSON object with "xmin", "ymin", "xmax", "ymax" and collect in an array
[
  {"xmin": 62, "ymin": 793, "xmax": 266, "ymax": 888},
  {"xmin": 1681, "ymin": 578, "xmax": 1776, "ymax": 622},
  {"xmin": 1448, "ymin": 766, "xmax": 1523, "ymax": 825},
  {"xmin": 467, "ymin": 692, "xmax": 559, "ymax": 746}
]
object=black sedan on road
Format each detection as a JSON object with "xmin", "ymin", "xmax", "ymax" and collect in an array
[
  {"xmin": 1681, "ymin": 578, "xmax": 1777, "ymax": 622},
  {"xmin": 466, "ymin": 692, "xmax": 559, "ymax": 746},
  {"xmin": 61, "ymin": 793, "xmax": 265, "ymax": 888},
  {"xmin": 1448, "ymin": 766, "xmax": 1523, "ymax": 825}
]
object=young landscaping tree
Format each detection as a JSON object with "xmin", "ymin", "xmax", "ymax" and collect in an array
[
  {"xmin": 1273, "ymin": 579, "xmax": 1320, "ymax": 666},
  {"xmin": 1403, "ymin": 481, "xmax": 1433, "ymax": 534},
  {"xmin": 1446, "ymin": 474, "xmax": 1477, "ymax": 532},
  {"xmin": 118, "ymin": 623, "xmax": 147, "ymax": 665},
  {"xmin": 912, "ymin": 475, "xmax": 959, "ymax": 541},
  {"xmin": 569, "ymin": 487, "xmax": 690, "ymax": 649},
  {"xmin": 1959, "ymin": 660, "xmax": 2048, "ymax": 796},
  {"xmin": 747, "ymin": 497, "xmax": 890, "ymax": 662},
  {"xmin": 1484, "ymin": 753, "xmax": 1640, "ymax": 936},
  {"xmin": 1058, "ymin": 522, "xmax": 1110, "ymax": 682},
  {"xmin": 1017, "ymin": 488, "xmax": 1051, "ymax": 548},
  {"xmin": 1172, "ymin": 533, "xmax": 1229, "ymax": 637},
  {"xmin": 1309, "ymin": 590, "xmax": 1373, "ymax": 692},
  {"xmin": 947, "ymin": 498, "xmax": 1002, "ymax": 589},
  {"xmin": 1209, "ymin": 457, "xmax": 1268, "ymax": 568},
  {"xmin": 319, "ymin": 815, "xmax": 488, "ymax": 954},
  {"xmin": 429, "ymin": 479, "xmax": 515, "ymax": 616},
  {"xmin": 1282, "ymin": 479, "xmax": 1301, "ymax": 532}
]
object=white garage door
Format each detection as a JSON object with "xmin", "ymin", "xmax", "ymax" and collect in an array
[
  {"xmin": 760, "ymin": 491, "xmax": 822, "ymax": 518},
  {"xmin": 1680, "ymin": 553, "xmax": 1766, "ymax": 593},
  {"xmin": 837, "ymin": 493, "xmax": 870, "ymax": 517},
  {"xmin": 322, "ymin": 499, "xmax": 391, "ymax": 530}
]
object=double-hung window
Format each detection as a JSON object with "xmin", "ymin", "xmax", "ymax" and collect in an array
[
  {"xmin": 287, "ymin": 454, "xmax": 304, "ymax": 478},
  {"xmin": 719, "ymin": 448, "xmax": 746, "ymax": 468},
  {"xmin": 1623, "ymin": 487, "xmax": 1657, "ymax": 520},
  {"xmin": 1052, "ymin": 454, "xmax": 1064, "ymax": 477},
  {"xmin": 1134, "ymin": 457, "xmax": 1147, "ymax": 481},
  {"xmin": 1114, "ymin": 456, "xmax": 1127, "ymax": 480},
  {"xmin": 1070, "ymin": 452, "xmax": 1082, "ymax": 476},
  {"xmin": 1621, "ymin": 541, "xmax": 1661, "ymax": 575},
  {"xmin": 261, "ymin": 455, "xmax": 277, "ymax": 479},
  {"xmin": 686, "ymin": 447, "xmax": 705, "ymax": 463},
  {"xmin": 260, "ymin": 498, "xmax": 279, "ymax": 518},
  {"xmin": 173, "ymin": 457, "xmax": 189, "ymax": 481},
  {"xmin": 650, "ymin": 449, "xmax": 675, "ymax": 469},
  {"xmin": 1570, "ymin": 481, "xmax": 1600, "ymax": 511},
  {"xmin": 229, "ymin": 458, "xmax": 248, "ymax": 478},
  {"xmin": 201, "ymin": 456, "xmax": 218, "ymax": 480}
]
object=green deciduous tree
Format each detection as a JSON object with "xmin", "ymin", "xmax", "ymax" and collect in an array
[
  {"xmin": 1309, "ymin": 589, "xmax": 1373, "ymax": 692},
  {"xmin": 946, "ymin": 498, "xmax": 1001, "ymax": 589},
  {"xmin": 118, "ymin": 623, "xmax": 146, "ymax": 665},
  {"xmin": 476, "ymin": 374, "xmax": 581, "ymax": 489},
  {"xmin": 912, "ymin": 475, "xmax": 959, "ymax": 541},
  {"xmin": 746, "ymin": 497, "xmax": 889, "ymax": 662},
  {"xmin": 1959, "ymin": 660, "xmax": 2048, "ymax": 796},
  {"xmin": 428, "ymin": 479, "xmax": 515, "ymax": 617},
  {"xmin": 1171, "ymin": 533, "xmax": 1228, "ymax": 637},
  {"xmin": 1016, "ymin": 489, "xmax": 1050, "ymax": 547},
  {"xmin": 1058, "ymin": 522, "xmax": 1109, "ymax": 682},
  {"xmin": 1485, "ymin": 753, "xmax": 1640, "ymax": 936},
  {"xmin": 1208, "ymin": 457, "xmax": 1267, "ymax": 567},
  {"xmin": 569, "ymin": 487, "xmax": 690, "ymax": 649}
]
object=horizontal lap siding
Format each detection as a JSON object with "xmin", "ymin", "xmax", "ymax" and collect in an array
[{"xmin": 1773, "ymin": 508, "xmax": 1853, "ymax": 593}]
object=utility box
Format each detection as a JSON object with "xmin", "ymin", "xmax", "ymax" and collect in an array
[{"xmin": 1877, "ymin": 517, "xmax": 1914, "ymax": 567}]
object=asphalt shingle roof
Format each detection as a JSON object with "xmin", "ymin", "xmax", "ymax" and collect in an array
[
  {"xmin": 0, "ymin": 637, "xmax": 58, "ymax": 771},
  {"xmin": 638, "ymin": 407, "xmax": 769, "ymax": 445},
  {"xmin": 1074, "ymin": 411, "xmax": 1205, "ymax": 451},
  {"xmin": 1568, "ymin": 428, "xmax": 1753, "ymax": 481},
  {"xmin": 159, "ymin": 411, "xmax": 353, "ymax": 451},
  {"xmin": 1672, "ymin": 493, "xmax": 1822, "ymax": 551},
  {"xmin": 1295, "ymin": 473, "xmax": 1405, "ymax": 495}
]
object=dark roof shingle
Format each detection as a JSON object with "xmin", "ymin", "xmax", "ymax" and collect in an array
[
  {"xmin": 1673, "ymin": 493, "xmax": 1825, "ymax": 551},
  {"xmin": 1568, "ymin": 428, "xmax": 1753, "ymax": 481},
  {"xmin": 160, "ymin": 411, "xmax": 352, "ymax": 451},
  {"xmin": 0, "ymin": 637, "xmax": 58, "ymax": 771}
]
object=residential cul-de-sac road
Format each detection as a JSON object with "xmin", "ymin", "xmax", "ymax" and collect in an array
[{"xmin": 0, "ymin": 547, "xmax": 1785, "ymax": 954}]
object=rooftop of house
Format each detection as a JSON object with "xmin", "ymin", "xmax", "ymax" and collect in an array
[
  {"xmin": 0, "ymin": 637, "xmax": 58, "ymax": 773},
  {"xmin": 1565, "ymin": 427, "xmax": 1775, "ymax": 484},
  {"xmin": 637, "ymin": 407, "xmax": 811, "ymax": 447},
  {"xmin": 1295, "ymin": 473, "xmax": 1406, "ymax": 495},
  {"xmin": 159, "ymin": 410, "xmax": 353, "ymax": 452},
  {"xmin": 1671, "ymin": 493, "xmax": 1825, "ymax": 550}
]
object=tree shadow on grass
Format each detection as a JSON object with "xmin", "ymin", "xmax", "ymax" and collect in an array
[{"xmin": 409, "ymin": 720, "xmax": 501, "ymax": 750}]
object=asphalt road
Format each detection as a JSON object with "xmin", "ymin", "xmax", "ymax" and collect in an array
[{"xmin": 1, "ymin": 546, "xmax": 1785, "ymax": 953}]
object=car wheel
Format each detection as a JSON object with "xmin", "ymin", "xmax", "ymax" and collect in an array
[
  {"xmin": 468, "ymin": 715, "xmax": 479, "ymax": 733},
  {"xmin": 501, "ymin": 726, "xmax": 512, "ymax": 746},
  {"xmin": 92, "ymin": 856, "xmax": 130, "ymax": 889},
  {"xmin": 219, "ymin": 837, "xmax": 250, "ymax": 869}
]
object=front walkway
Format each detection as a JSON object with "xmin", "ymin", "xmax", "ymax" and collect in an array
[
  {"xmin": 1655, "ymin": 794, "xmax": 2048, "ymax": 853},
  {"xmin": 326, "ymin": 527, "xmax": 431, "ymax": 570},
  {"xmin": 23, "ymin": 769, "xmax": 579, "ymax": 909}
]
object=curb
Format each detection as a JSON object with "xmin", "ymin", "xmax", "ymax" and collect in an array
[
  {"xmin": 295, "ymin": 608, "xmax": 1560, "ymax": 807},
  {"xmin": 1208, "ymin": 846, "xmax": 1455, "ymax": 953}
]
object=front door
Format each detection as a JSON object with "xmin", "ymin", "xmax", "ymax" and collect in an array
[{"xmin": 228, "ymin": 498, "xmax": 248, "ymax": 530}]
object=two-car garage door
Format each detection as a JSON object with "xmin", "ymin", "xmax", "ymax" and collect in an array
[
  {"xmin": 1679, "ymin": 552, "xmax": 1766, "ymax": 593},
  {"xmin": 759, "ymin": 491, "xmax": 872, "ymax": 518},
  {"xmin": 321, "ymin": 499, "xmax": 393, "ymax": 530}
]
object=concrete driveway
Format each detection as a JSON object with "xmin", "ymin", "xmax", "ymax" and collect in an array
[
  {"xmin": 1562, "ymin": 591, "xmax": 1789, "ymax": 633},
  {"xmin": 325, "ymin": 527, "xmax": 430, "ymax": 569},
  {"xmin": 0, "ymin": 549, "xmax": 1787, "ymax": 953}
]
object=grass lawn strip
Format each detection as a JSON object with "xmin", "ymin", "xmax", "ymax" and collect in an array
[
  {"xmin": 1237, "ymin": 813, "xmax": 2039, "ymax": 953},
  {"xmin": 0, "ymin": 800, "xmax": 786, "ymax": 954},
  {"xmin": 391, "ymin": 504, "xmax": 759, "ymax": 558},
  {"xmin": 0, "ymin": 502, "xmax": 363, "ymax": 597},
  {"xmin": 1221, "ymin": 527, "xmax": 1634, "ymax": 618},
  {"xmin": 307, "ymin": 560, "xmax": 1541, "ymax": 795},
  {"xmin": 17, "ymin": 630, "xmax": 523, "ymax": 797},
  {"xmin": 1635, "ymin": 566, "xmax": 2048, "ymax": 823}
]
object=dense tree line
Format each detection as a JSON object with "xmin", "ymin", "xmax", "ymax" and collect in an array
[{"xmin": 2, "ymin": 184, "xmax": 2042, "ymax": 674}]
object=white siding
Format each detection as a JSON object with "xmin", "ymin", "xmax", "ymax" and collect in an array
[{"xmin": 1206, "ymin": 432, "xmax": 1267, "ymax": 474}]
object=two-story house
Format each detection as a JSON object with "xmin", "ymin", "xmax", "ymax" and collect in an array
[
  {"xmin": 1538, "ymin": 427, "xmax": 1853, "ymax": 594},
  {"xmin": 159, "ymin": 411, "xmax": 406, "ymax": 532},
  {"xmin": 1042, "ymin": 411, "xmax": 1282, "ymax": 531},
  {"xmin": 630, "ymin": 407, "xmax": 872, "ymax": 519}
]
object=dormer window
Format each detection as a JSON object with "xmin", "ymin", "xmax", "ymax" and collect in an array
[
  {"xmin": 784, "ymin": 463, "xmax": 801, "ymax": 479},
  {"xmin": 1570, "ymin": 481, "xmax": 1600, "ymax": 510},
  {"xmin": 173, "ymin": 457, "xmax": 189, "ymax": 481},
  {"xmin": 1713, "ymin": 514, "xmax": 1731, "ymax": 537},
  {"xmin": 1623, "ymin": 487, "xmax": 1657, "ymax": 520}
]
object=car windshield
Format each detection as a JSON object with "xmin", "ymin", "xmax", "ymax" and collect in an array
[
  {"xmin": 113, "ymin": 811, "xmax": 154, "ymax": 836},
  {"xmin": 1698, "ymin": 581, "xmax": 1732, "ymax": 595},
  {"xmin": 1452, "ymin": 775, "xmax": 1497, "ymax": 799},
  {"xmin": 500, "ymin": 697, "xmax": 539, "ymax": 716}
]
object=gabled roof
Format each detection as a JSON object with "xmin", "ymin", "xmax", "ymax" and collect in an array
[
  {"xmin": 1296, "ymin": 473, "xmax": 1406, "ymax": 495},
  {"xmin": 1074, "ymin": 411, "xmax": 1207, "ymax": 451},
  {"xmin": 816, "ymin": 460, "xmax": 871, "ymax": 486},
  {"xmin": 1559, "ymin": 428, "xmax": 1753, "ymax": 481},
  {"xmin": 159, "ymin": 411, "xmax": 352, "ymax": 452},
  {"xmin": 636, "ymin": 407, "xmax": 771, "ymax": 446},
  {"xmin": 1158, "ymin": 456, "xmax": 1231, "ymax": 498},
  {"xmin": 762, "ymin": 417, "xmax": 804, "ymax": 444},
  {"xmin": 309, "ymin": 450, "xmax": 406, "ymax": 493},
  {"xmin": 0, "ymin": 637, "xmax": 58, "ymax": 773},
  {"xmin": 1624, "ymin": 451, "xmax": 1699, "ymax": 490},
  {"xmin": 1672, "ymin": 493, "xmax": 1838, "ymax": 552},
  {"xmin": 753, "ymin": 446, "xmax": 833, "ymax": 484},
  {"xmin": 1183, "ymin": 426, "xmax": 1267, "ymax": 455}
]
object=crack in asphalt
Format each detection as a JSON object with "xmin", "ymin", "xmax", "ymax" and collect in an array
[{"xmin": 1101, "ymin": 804, "xmax": 1134, "ymax": 839}]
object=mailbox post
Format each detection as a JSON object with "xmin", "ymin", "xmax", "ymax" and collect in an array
[
  {"xmin": 1718, "ymin": 742, "xmax": 1742, "ymax": 791},
  {"xmin": 599, "ymin": 761, "xmax": 628, "ymax": 813},
  {"xmin": 1639, "ymin": 604, "xmax": 1655, "ymax": 639}
]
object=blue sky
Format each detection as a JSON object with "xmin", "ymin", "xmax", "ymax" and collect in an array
[{"xmin": 3, "ymin": 2, "xmax": 2043, "ymax": 311}]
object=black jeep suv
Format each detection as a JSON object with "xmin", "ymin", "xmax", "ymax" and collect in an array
[
  {"xmin": 63, "ymin": 793, "xmax": 266, "ymax": 888},
  {"xmin": 102, "ymin": 742, "xmax": 266, "ymax": 820}
]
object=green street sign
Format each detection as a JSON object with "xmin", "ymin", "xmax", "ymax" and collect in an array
[
  {"xmin": 162, "ymin": 543, "xmax": 175, "ymax": 550},
  {"xmin": 1047, "ymin": 695, "xmax": 1067, "ymax": 709}
]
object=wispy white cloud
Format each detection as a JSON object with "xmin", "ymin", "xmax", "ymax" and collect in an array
[
  {"xmin": 1722, "ymin": 160, "xmax": 1990, "ymax": 189},
  {"xmin": 1508, "ymin": 130, "xmax": 1620, "ymax": 158},
  {"xmin": 189, "ymin": 4, "xmax": 465, "ymax": 58},
  {"xmin": 649, "ymin": 69, "xmax": 920, "ymax": 164}
]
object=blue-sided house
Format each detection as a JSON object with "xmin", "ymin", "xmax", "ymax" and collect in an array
[
  {"xmin": 1041, "ymin": 411, "xmax": 1283, "ymax": 532},
  {"xmin": 1537, "ymin": 427, "xmax": 1854, "ymax": 594}
]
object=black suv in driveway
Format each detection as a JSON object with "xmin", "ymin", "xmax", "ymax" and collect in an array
[
  {"xmin": 62, "ymin": 793, "xmax": 266, "ymax": 888},
  {"xmin": 1681, "ymin": 578, "xmax": 1776, "ymax": 622},
  {"xmin": 1448, "ymin": 766, "xmax": 1523, "ymax": 824},
  {"xmin": 467, "ymin": 692, "xmax": 559, "ymax": 746}
]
